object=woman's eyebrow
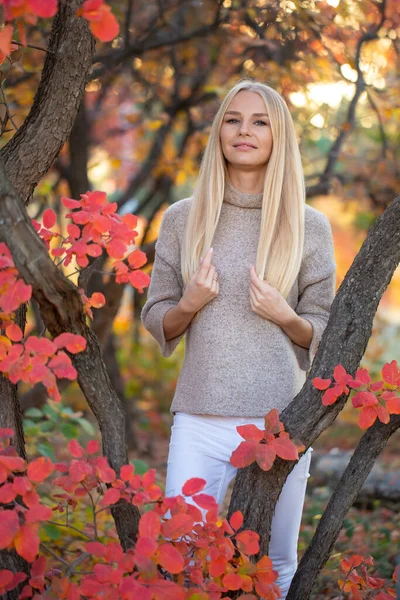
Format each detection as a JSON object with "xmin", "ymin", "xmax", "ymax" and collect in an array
[{"xmin": 225, "ymin": 111, "xmax": 269, "ymax": 117}]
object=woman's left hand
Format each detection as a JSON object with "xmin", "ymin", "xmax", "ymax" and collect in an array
[{"xmin": 249, "ymin": 264, "xmax": 294, "ymax": 326}]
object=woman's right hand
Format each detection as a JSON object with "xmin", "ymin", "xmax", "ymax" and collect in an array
[{"xmin": 179, "ymin": 247, "xmax": 219, "ymax": 314}]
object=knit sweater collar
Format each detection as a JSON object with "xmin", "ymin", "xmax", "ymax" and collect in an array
[{"xmin": 223, "ymin": 177, "xmax": 264, "ymax": 209}]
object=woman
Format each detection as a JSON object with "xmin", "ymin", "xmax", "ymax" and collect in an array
[{"xmin": 141, "ymin": 79, "xmax": 336, "ymax": 597}]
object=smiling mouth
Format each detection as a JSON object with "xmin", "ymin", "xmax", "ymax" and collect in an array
[{"xmin": 234, "ymin": 144, "xmax": 256, "ymax": 149}]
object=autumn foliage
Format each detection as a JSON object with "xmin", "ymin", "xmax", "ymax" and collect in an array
[
  {"xmin": 0, "ymin": 429, "xmax": 283, "ymax": 600},
  {"xmin": 230, "ymin": 408, "xmax": 305, "ymax": 471},
  {"xmin": 312, "ymin": 362, "xmax": 400, "ymax": 429},
  {"xmin": 0, "ymin": 189, "xmax": 150, "ymax": 401},
  {"xmin": 0, "ymin": 0, "xmax": 119, "ymax": 66}
]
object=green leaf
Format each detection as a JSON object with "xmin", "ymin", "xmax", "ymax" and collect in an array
[
  {"xmin": 131, "ymin": 459, "xmax": 149, "ymax": 476},
  {"xmin": 37, "ymin": 441, "xmax": 56, "ymax": 461},
  {"xmin": 76, "ymin": 418, "xmax": 95, "ymax": 435},
  {"xmin": 43, "ymin": 404, "xmax": 58, "ymax": 421},
  {"xmin": 60, "ymin": 422, "xmax": 79, "ymax": 440},
  {"xmin": 38, "ymin": 421, "xmax": 54, "ymax": 432},
  {"xmin": 24, "ymin": 407, "xmax": 43, "ymax": 419},
  {"xmin": 42, "ymin": 523, "xmax": 61, "ymax": 541}
]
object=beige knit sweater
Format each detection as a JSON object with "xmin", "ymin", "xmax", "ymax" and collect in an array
[{"xmin": 141, "ymin": 179, "xmax": 336, "ymax": 417}]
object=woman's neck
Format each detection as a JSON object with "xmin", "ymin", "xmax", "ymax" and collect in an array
[{"xmin": 226, "ymin": 171, "xmax": 265, "ymax": 195}]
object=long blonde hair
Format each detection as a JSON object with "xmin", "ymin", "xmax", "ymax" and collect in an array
[{"xmin": 181, "ymin": 79, "xmax": 305, "ymax": 300}]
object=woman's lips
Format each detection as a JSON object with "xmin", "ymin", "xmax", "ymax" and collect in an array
[{"xmin": 234, "ymin": 144, "xmax": 256, "ymax": 150}]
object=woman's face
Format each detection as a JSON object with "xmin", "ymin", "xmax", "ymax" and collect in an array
[{"xmin": 220, "ymin": 90, "xmax": 273, "ymax": 170}]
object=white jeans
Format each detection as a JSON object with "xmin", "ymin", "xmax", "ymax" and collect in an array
[{"xmin": 165, "ymin": 412, "xmax": 312, "ymax": 599}]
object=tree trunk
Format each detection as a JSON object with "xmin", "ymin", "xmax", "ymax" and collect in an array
[{"xmin": 228, "ymin": 196, "xmax": 400, "ymax": 562}]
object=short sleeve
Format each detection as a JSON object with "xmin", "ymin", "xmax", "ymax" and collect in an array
[
  {"xmin": 293, "ymin": 211, "xmax": 336, "ymax": 371},
  {"xmin": 140, "ymin": 205, "xmax": 186, "ymax": 358}
]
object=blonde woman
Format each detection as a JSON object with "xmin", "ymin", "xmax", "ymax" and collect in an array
[{"xmin": 141, "ymin": 79, "xmax": 336, "ymax": 598}]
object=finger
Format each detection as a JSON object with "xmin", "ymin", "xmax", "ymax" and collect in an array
[
  {"xmin": 199, "ymin": 247, "xmax": 214, "ymax": 273},
  {"xmin": 210, "ymin": 274, "xmax": 218, "ymax": 295},
  {"xmin": 249, "ymin": 286, "xmax": 258, "ymax": 306},
  {"xmin": 204, "ymin": 264, "xmax": 216, "ymax": 288},
  {"xmin": 249, "ymin": 264, "xmax": 264, "ymax": 293}
]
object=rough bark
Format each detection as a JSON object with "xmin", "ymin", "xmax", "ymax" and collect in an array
[
  {"xmin": 0, "ymin": 158, "xmax": 140, "ymax": 549},
  {"xmin": 228, "ymin": 196, "xmax": 400, "ymax": 560},
  {"xmin": 0, "ymin": 0, "xmax": 95, "ymax": 204},
  {"xmin": 0, "ymin": 305, "xmax": 27, "ymax": 460},
  {"xmin": 287, "ymin": 416, "xmax": 400, "ymax": 600}
]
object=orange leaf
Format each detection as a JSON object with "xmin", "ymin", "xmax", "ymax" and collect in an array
[
  {"xmin": 235, "ymin": 530, "xmax": 259, "ymax": 555},
  {"xmin": 156, "ymin": 542, "xmax": 185, "ymax": 574},
  {"xmin": 161, "ymin": 513, "xmax": 194, "ymax": 539},
  {"xmin": 229, "ymin": 510, "xmax": 244, "ymax": 531},
  {"xmin": 80, "ymin": 1, "xmax": 120, "ymax": 42},
  {"xmin": 128, "ymin": 249, "xmax": 147, "ymax": 269},
  {"xmin": 358, "ymin": 406, "xmax": 377, "ymax": 429},
  {"xmin": 223, "ymin": 573, "xmax": 243, "ymax": 590},
  {"xmin": 27, "ymin": 457, "xmax": 54, "ymax": 483},
  {"xmin": 385, "ymin": 394, "xmax": 400, "ymax": 415},
  {"xmin": 14, "ymin": 524, "xmax": 40, "ymax": 562},
  {"xmin": 89, "ymin": 292, "xmax": 105, "ymax": 308},
  {"xmin": 182, "ymin": 477, "xmax": 206, "ymax": 496},
  {"xmin": 5, "ymin": 324, "xmax": 23, "ymax": 342},
  {"xmin": 0, "ymin": 25, "xmax": 13, "ymax": 57}
]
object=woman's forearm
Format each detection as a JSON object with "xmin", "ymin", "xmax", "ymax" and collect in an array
[{"xmin": 163, "ymin": 299, "xmax": 197, "ymax": 341}]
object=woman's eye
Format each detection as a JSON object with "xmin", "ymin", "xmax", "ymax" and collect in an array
[{"xmin": 226, "ymin": 118, "xmax": 268, "ymax": 125}]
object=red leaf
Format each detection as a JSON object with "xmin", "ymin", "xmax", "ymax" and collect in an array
[
  {"xmin": 147, "ymin": 579, "xmax": 184, "ymax": 600},
  {"xmin": 161, "ymin": 513, "xmax": 194, "ymax": 539},
  {"xmin": 128, "ymin": 249, "xmax": 147, "ymax": 269},
  {"xmin": 101, "ymin": 487, "xmax": 121, "ymax": 506},
  {"xmin": 230, "ymin": 441, "xmax": 257, "ymax": 468},
  {"xmin": 5, "ymin": 324, "xmax": 23, "ymax": 342},
  {"xmin": 312, "ymin": 377, "xmax": 331, "ymax": 390},
  {"xmin": 223, "ymin": 573, "xmax": 243, "ymax": 591},
  {"xmin": 85, "ymin": 541, "xmax": 106, "ymax": 557},
  {"xmin": 27, "ymin": 457, "xmax": 54, "ymax": 483},
  {"xmin": 0, "ymin": 510, "xmax": 19, "ymax": 549},
  {"xmin": 134, "ymin": 536, "xmax": 158, "ymax": 558},
  {"xmin": 382, "ymin": 360, "xmax": 400, "ymax": 386},
  {"xmin": 229, "ymin": 510, "xmax": 244, "ymax": 531},
  {"xmin": 25, "ymin": 504, "xmax": 53, "ymax": 524},
  {"xmin": 237, "ymin": 424, "xmax": 265, "ymax": 442},
  {"xmin": 156, "ymin": 542, "xmax": 185, "ymax": 574},
  {"xmin": 68, "ymin": 439, "xmax": 84, "ymax": 459},
  {"xmin": 376, "ymin": 404, "xmax": 390, "ymax": 425},
  {"xmin": 89, "ymin": 292, "xmax": 105, "ymax": 308},
  {"xmin": 86, "ymin": 440, "xmax": 99, "ymax": 454},
  {"xmin": 358, "ymin": 406, "xmax": 377, "ymax": 429},
  {"xmin": 14, "ymin": 524, "xmax": 40, "ymax": 562},
  {"xmin": 139, "ymin": 510, "xmax": 160, "ymax": 539},
  {"xmin": 264, "ymin": 409, "xmax": 282, "ymax": 434},
  {"xmin": 0, "ymin": 25, "xmax": 13, "ymax": 58},
  {"xmin": 80, "ymin": 1, "xmax": 120, "ymax": 42},
  {"xmin": 53, "ymin": 333, "xmax": 87, "ymax": 353},
  {"xmin": 254, "ymin": 443, "xmax": 276, "ymax": 471},
  {"xmin": 192, "ymin": 493, "xmax": 218, "ymax": 511},
  {"xmin": 235, "ymin": 530, "xmax": 259, "ymax": 555},
  {"xmin": 182, "ymin": 477, "xmax": 206, "ymax": 496},
  {"xmin": 29, "ymin": 0, "xmax": 58, "ymax": 17},
  {"xmin": 42, "ymin": 208, "xmax": 57, "ymax": 229},
  {"xmin": 322, "ymin": 385, "xmax": 341, "ymax": 406},
  {"xmin": 128, "ymin": 269, "xmax": 150, "ymax": 293},
  {"xmin": 385, "ymin": 395, "xmax": 400, "ymax": 415},
  {"xmin": 273, "ymin": 433, "xmax": 299, "ymax": 461}
]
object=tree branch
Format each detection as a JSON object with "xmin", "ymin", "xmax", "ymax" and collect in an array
[
  {"xmin": 228, "ymin": 194, "xmax": 400, "ymax": 559},
  {"xmin": 0, "ymin": 0, "xmax": 95, "ymax": 204}
]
